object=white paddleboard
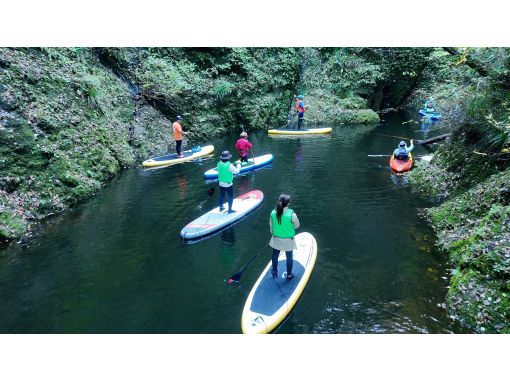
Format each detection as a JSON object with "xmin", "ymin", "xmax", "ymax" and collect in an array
[
  {"xmin": 180, "ymin": 190, "xmax": 264, "ymax": 240},
  {"xmin": 203, "ymin": 154, "xmax": 273, "ymax": 179}
]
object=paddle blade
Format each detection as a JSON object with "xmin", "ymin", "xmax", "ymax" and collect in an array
[
  {"xmin": 207, "ymin": 187, "xmax": 215, "ymax": 196},
  {"xmin": 225, "ymin": 272, "xmax": 242, "ymax": 284}
]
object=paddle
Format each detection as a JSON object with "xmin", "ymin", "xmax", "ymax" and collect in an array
[
  {"xmin": 167, "ymin": 131, "xmax": 193, "ymax": 152},
  {"xmin": 374, "ymin": 134, "xmax": 414, "ymax": 141},
  {"xmin": 226, "ymin": 243, "xmax": 268, "ymax": 284},
  {"xmin": 239, "ymin": 125, "xmax": 255, "ymax": 164}
]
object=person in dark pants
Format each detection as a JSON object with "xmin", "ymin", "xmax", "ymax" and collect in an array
[
  {"xmin": 269, "ymin": 194, "xmax": 300, "ymax": 281},
  {"xmin": 235, "ymin": 131, "xmax": 253, "ymax": 164},
  {"xmin": 172, "ymin": 115, "xmax": 189, "ymax": 157},
  {"xmin": 217, "ymin": 151, "xmax": 241, "ymax": 213},
  {"xmin": 295, "ymin": 95, "xmax": 306, "ymax": 130}
]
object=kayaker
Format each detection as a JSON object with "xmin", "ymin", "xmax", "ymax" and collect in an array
[
  {"xmin": 234, "ymin": 131, "xmax": 253, "ymax": 164},
  {"xmin": 269, "ymin": 194, "xmax": 300, "ymax": 281},
  {"xmin": 172, "ymin": 115, "xmax": 190, "ymax": 158},
  {"xmin": 393, "ymin": 139, "xmax": 414, "ymax": 160},
  {"xmin": 217, "ymin": 151, "xmax": 241, "ymax": 213},
  {"xmin": 295, "ymin": 95, "xmax": 306, "ymax": 130},
  {"xmin": 424, "ymin": 99, "xmax": 435, "ymax": 113}
]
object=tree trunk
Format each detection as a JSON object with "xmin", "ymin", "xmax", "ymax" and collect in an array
[
  {"xmin": 416, "ymin": 133, "xmax": 451, "ymax": 145},
  {"xmin": 442, "ymin": 48, "xmax": 490, "ymax": 77}
]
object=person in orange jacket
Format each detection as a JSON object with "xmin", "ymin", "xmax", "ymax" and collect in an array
[{"xmin": 172, "ymin": 115, "xmax": 190, "ymax": 157}]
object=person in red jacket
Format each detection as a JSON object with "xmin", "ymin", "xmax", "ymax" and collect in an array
[
  {"xmin": 234, "ymin": 131, "xmax": 253, "ymax": 164},
  {"xmin": 295, "ymin": 95, "xmax": 306, "ymax": 130}
]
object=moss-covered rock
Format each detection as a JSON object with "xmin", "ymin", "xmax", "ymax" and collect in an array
[
  {"xmin": 0, "ymin": 48, "xmax": 178, "ymax": 242},
  {"xmin": 416, "ymin": 166, "xmax": 510, "ymax": 332}
]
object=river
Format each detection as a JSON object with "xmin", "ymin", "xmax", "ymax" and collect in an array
[{"xmin": 0, "ymin": 112, "xmax": 466, "ymax": 333}]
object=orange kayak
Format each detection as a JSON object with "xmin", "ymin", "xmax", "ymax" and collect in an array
[{"xmin": 389, "ymin": 153, "xmax": 413, "ymax": 173}]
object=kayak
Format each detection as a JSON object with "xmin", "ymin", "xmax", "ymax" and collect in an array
[
  {"xmin": 142, "ymin": 145, "xmax": 214, "ymax": 168},
  {"xmin": 268, "ymin": 127, "xmax": 332, "ymax": 135},
  {"xmin": 203, "ymin": 154, "xmax": 274, "ymax": 180},
  {"xmin": 419, "ymin": 109, "xmax": 441, "ymax": 121},
  {"xmin": 180, "ymin": 190, "xmax": 264, "ymax": 240},
  {"xmin": 389, "ymin": 153, "xmax": 413, "ymax": 173},
  {"xmin": 241, "ymin": 232, "xmax": 317, "ymax": 334}
]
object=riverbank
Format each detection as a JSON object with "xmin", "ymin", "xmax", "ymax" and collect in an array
[
  {"xmin": 411, "ymin": 158, "xmax": 510, "ymax": 332},
  {"xmin": 407, "ymin": 48, "xmax": 510, "ymax": 332},
  {"xmin": 0, "ymin": 48, "xmax": 174, "ymax": 244}
]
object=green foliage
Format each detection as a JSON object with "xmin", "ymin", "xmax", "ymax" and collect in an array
[
  {"xmin": 294, "ymin": 48, "xmax": 380, "ymax": 125},
  {"xmin": 138, "ymin": 56, "xmax": 197, "ymax": 99},
  {"xmin": 323, "ymin": 49, "xmax": 384, "ymax": 98},
  {"xmin": 0, "ymin": 211, "xmax": 27, "ymax": 240},
  {"xmin": 212, "ymin": 79, "xmax": 236, "ymax": 100},
  {"xmin": 75, "ymin": 74, "xmax": 102, "ymax": 109}
]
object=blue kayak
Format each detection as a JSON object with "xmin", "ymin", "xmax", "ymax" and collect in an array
[
  {"xmin": 203, "ymin": 154, "xmax": 273, "ymax": 180},
  {"xmin": 419, "ymin": 109, "xmax": 442, "ymax": 121}
]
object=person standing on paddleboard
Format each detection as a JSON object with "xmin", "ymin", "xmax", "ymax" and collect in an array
[
  {"xmin": 295, "ymin": 95, "xmax": 306, "ymax": 131},
  {"xmin": 393, "ymin": 139, "xmax": 414, "ymax": 160},
  {"xmin": 269, "ymin": 194, "xmax": 300, "ymax": 281},
  {"xmin": 234, "ymin": 131, "xmax": 253, "ymax": 165},
  {"xmin": 217, "ymin": 151, "xmax": 241, "ymax": 213},
  {"xmin": 172, "ymin": 115, "xmax": 190, "ymax": 158}
]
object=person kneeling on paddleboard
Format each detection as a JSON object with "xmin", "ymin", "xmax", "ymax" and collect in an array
[
  {"xmin": 235, "ymin": 131, "xmax": 253, "ymax": 165},
  {"xmin": 393, "ymin": 139, "xmax": 414, "ymax": 161},
  {"xmin": 424, "ymin": 99, "xmax": 436, "ymax": 113},
  {"xmin": 217, "ymin": 151, "xmax": 241, "ymax": 213},
  {"xmin": 269, "ymin": 194, "xmax": 300, "ymax": 281}
]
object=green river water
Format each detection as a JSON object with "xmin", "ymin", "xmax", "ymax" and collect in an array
[{"xmin": 0, "ymin": 112, "xmax": 467, "ymax": 333}]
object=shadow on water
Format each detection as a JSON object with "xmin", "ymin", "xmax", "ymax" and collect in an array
[{"xmin": 0, "ymin": 111, "xmax": 467, "ymax": 333}]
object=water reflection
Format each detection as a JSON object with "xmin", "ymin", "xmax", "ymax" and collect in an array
[{"xmin": 221, "ymin": 227, "xmax": 236, "ymax": 247}]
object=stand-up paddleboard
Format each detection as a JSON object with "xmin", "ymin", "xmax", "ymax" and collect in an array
[
  {"xmin": 419, "ymin": 109, "xmax": 441, "ymax": 121},
  {"xmin": 142, "ymin": 145, "xmax": 214, "ymax": 168},
  {"xmin": 389, "ymin": 152, "xmax": 413, "ymax": 173},
  {"xmin": 181, "ymin": 190, "xmax": 264, "ymax": 240},
  {"xmin": 203, "ymin": 154, "xmax": 274, "ymax": 180},
  {"xmin": 241, "ymin": 232, "xmax": 317, "ymax": 334},
  {"xmin": 268, "ymin": 127, "xmax": 332, "ymax": 135}
]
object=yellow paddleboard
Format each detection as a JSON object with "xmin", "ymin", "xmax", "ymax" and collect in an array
[
  {"xmin": 142, "ymin": 145, "xmax": 214, "ymax": 168},
  {"xmin": 268, "ymin": 127, "xmax": 332, "ymax": 135},
  {"xmin": 241, "ymin": 232, "xmax": 317, "ymax": 334}
]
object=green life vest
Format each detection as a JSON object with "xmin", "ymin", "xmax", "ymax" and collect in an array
[
  {"xmin": 271, "ymin": 208, "xmax": 295, "ymax": 238},
  {"xmin": 217, "ymin": 161, "xmax": 233, "ymax": 183}
]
